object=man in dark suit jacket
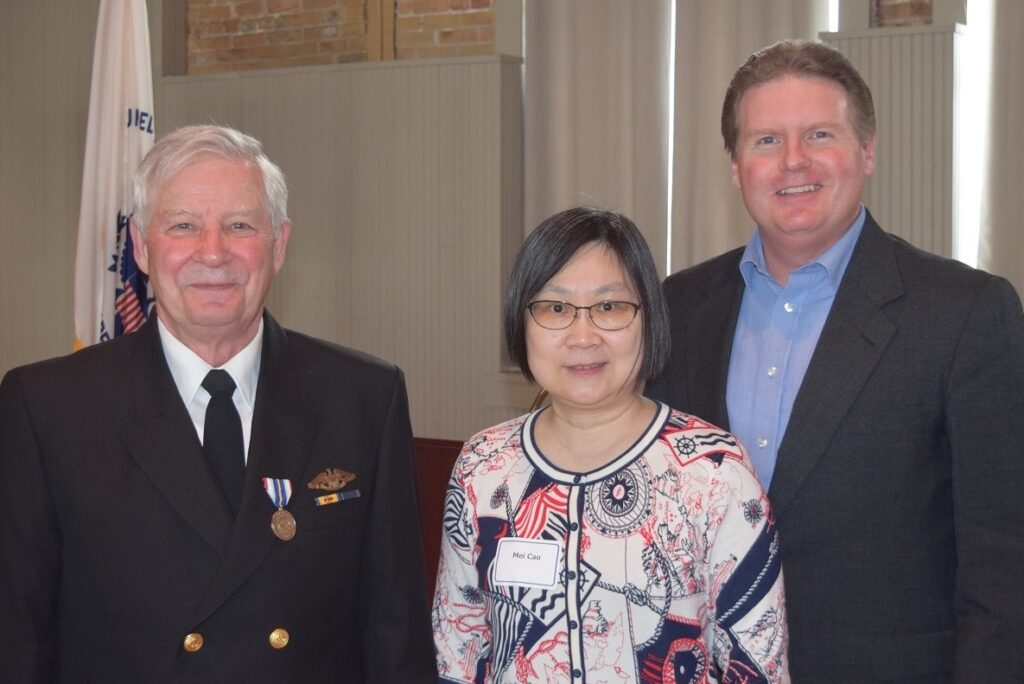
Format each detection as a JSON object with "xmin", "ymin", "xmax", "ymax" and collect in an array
[
  {"xmin": 647, "ymin": 41, "xmax": 1024, "ymax": 683},
  {"xmin": 0, "ymin": 125, "xmax": 436, "ymax": 682}
]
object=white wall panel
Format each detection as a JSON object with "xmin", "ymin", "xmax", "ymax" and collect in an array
[{"xmin": 159, "ymin": 56, "xmax": 532, "ymax": 440}]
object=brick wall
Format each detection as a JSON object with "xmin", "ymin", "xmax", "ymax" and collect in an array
[
  {"xmin": 872, "ymin": 0, "xmax": 933, "ymax": 28},
  {"xmin": 395, "ymin": 0, "xmax": 494, "ymax": 60},
  {"xmin": 188, "ymin": 0, "xmax": 495, "ymax": 74}
]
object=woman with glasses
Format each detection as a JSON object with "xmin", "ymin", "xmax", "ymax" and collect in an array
[{"xmin": 432, "ymin": 207, "xmax": 788, "ymax": 683}]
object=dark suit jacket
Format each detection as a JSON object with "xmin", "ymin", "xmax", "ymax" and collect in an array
[
  {"xmin": 0, "ymin": 314, "xmax": 436, "ymax": 683},
  {"xmin": 647, "ymin": 213, "xmax": 1024, "ymax": 683}
]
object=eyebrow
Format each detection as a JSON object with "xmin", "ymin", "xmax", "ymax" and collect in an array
[
  {"xmin": 539, "ymin": 282, "xmax": 632, "ymax": 297},
  {"xmin": 746, "ymin": 120, "xmax": 844, "ymax": 136},
  {"xmin": 156, "ymin": 208, "xmax": 264, "ymax": 222}
]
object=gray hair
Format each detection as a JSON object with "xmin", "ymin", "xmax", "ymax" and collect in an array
[{"xmin": 130, "ymin": 124, "xmax": 288, "ymax": 236}]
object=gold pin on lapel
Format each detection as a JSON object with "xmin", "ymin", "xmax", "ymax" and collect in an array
[{"xmin": 308, "ymin": 467, "xmax": 356, "ymax": 492}]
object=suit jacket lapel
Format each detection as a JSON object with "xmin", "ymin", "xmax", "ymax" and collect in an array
[
  {"xmin": 122, "ymin": 319, "xmax": 235, "ymax": 553},
  {"xmin": 768, "ymin": 215, "xmax": 903, "ymax": 517},
  {"xmin": 191, "ymin": 314, "xmax": 317, "ymax": 625},
  {"xmin": 687, "ymin": 253, "xmax": 745, "ymax": 430}
]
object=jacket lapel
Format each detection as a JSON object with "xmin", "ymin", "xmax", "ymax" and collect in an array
[
  {"xmin": 686, "ymin": 254, "xmax": 745, "ymax": 430},
  {"xmin": 190, "ymin": 314, "xmax": 317, "ymax": 625},
  {"xmin": 767, "ymin": 215, "xmax": 904, "ymax": 518},
  {"xmin": 122, "ymin": 319, "xmax": 235, "ymax": 553}
]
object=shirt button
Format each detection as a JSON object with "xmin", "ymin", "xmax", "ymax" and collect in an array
[
  {"xmin": 567, "ymin": 570, "xmax": 577, "ymax": 580},
  {"xmin": 757, "ymin": 437, "xmax": 768, "ymax": 448},
  {"xmin": 573, "ymin": 474, "xmax": 582, "ymax": 484},
  {"xmin": 784, "ymin": 302, "xmax": 794, "ymax": 313},
  {"xmin": 573, "ymin": 669, "xmax": 583, "ymax": 678},
  {"xmin": 767, "ymin": 366, "xmax": 778, "ymax": 377},
  {"xmin": 569, "ymin": 522, "xmax": 579, "ymax": 531},
  {"xmin": 569, "ymin": 619, "xmax": 578, "ymax": 629}
]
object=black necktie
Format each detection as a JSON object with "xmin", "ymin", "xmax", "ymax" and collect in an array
[{"xmin": 202, "ymin": 369, "xmax": 244, "ymax": 516}]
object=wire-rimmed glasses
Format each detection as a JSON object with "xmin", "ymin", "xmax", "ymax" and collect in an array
[{"xmin": 526, "ymin": 300, "xmax": 641, "ymax": 331}]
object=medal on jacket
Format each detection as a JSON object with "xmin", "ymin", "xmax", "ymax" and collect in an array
[{"xmin": 262, "ymin": 477, "xmax": 296, "ymax": 541}]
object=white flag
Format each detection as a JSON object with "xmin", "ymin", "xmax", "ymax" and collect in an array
[{"xmin": 73, "ymin": 0, "xmax": 154, "ymax": 349}]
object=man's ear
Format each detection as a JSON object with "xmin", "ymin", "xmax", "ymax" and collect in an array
[
  {"xmin": 862, "ymin": 135, "xmax": 877, "ymax": 177},
  {"xmin": 131, "ymin": 217, "xmax": 149, "ymax": 274},
  {"xmin": 273, "ymin": 219, "xmax": 292, "ymax": 273}
]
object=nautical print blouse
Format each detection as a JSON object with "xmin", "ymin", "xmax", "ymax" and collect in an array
[{"xmin": 432, "ymin": 402, "xmax": 788, "ymax": 683}]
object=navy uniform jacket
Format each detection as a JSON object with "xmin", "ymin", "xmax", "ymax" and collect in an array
[
  {"xmin": 647, "ymin": 212, "xmax": 1024, "ymax": 683},
  {"xmin": 0, "ymin": 313, "xmax": 436, "ymax": 682}
]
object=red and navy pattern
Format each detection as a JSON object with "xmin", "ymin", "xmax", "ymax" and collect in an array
[{"xmin": 433, "ymin": 403, "xmax": 788, "ymax": 683}]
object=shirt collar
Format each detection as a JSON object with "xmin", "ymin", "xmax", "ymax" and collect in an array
[
  {"xmin": 158, "ymin": 318, "xmax": 264, "ymax": 411},
  {"xmin": 739, "ymin": 204, "xmax": 867, "ymax": 289}
]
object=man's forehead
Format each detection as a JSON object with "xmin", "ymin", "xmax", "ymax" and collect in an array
[
  {"xmin": 165, "ymin": 155, "xmax": 260, "ymax": 182},
  {"xmin": 155, "ymin": 159, "xmax": 265, "ymax": 204},
  {"xmin": 737, "ymin": 75, "xmax": 852, "ymax": 126}
]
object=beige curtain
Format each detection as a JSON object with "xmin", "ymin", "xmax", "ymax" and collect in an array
[
  {"xmin": 978, "ymin": 0, "xmax": 1024, "ymax": 296},
  {"xmin": 524, "ymin": 0, "xmax": 673, "ymax": 274},
  {"xmin": 524, "ymin": 0, "xmax": 827, "ymax": 278},
  {"xmin": 670, "ymin": 0, "xmax": 828, "ymax": 270}
]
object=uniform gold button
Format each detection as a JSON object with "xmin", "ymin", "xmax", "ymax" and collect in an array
[
  {"xmin": 268, "ymin": 627, "xmax": 290, "ymax": 649},
  {"xmin": 183, "ymin": 632, "xmax": 204, "ymax": 652}
]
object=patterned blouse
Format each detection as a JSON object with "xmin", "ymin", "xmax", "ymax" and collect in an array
[{"xmin": 432, "ymin": 402, "xmax": 788, "ymax": 683}]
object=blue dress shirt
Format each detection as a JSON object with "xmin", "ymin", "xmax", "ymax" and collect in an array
[{"xmin": 726, "ymin": 207, "xmax": 866, "ymax": 487}]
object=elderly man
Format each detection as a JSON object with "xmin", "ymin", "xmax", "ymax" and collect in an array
[
  {"xmin": 648, "ymin": 41, "xmax": 1024, "ymax": 682},
  {"xmin": 0, "ymin": 125, "xmax": 435, "ymax": 682}
]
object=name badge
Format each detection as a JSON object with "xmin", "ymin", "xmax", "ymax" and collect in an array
[{"xmin": 493, "ymin": 538, "xmax": 562, "ymax": 588}]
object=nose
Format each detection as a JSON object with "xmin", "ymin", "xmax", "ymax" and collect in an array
[
  {"xmin": 782, "ymin": 139, "xmax": 809, "ymax": 170},
  {"xmin": 197, "ymin": 225, "xmax": 229, "ymax": 264},
  {"xmin": 565, "ymin": 308, "xmax": 601, "ymax": 346}
]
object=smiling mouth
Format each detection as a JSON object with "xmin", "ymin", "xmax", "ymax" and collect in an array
[
  {"xmin": 777, "ymin": 184, "xmax": 823, "ymax": 196},
  {"xmin": 568, "ymin": 363, "xmax": 605, "ymax": 371}
]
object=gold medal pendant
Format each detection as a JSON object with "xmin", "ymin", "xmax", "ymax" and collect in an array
[{"xmin": 271, "ymin": 508, "xmax": 297, "ymax": 541}]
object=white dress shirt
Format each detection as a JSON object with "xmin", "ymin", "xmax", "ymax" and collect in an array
[{"xmin": 157, "ymin": 318, "xmax": 263, "ymax": 462}]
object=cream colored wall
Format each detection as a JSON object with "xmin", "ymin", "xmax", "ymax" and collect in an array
[
  {"xmin": 0, "ymin": 0, "xmax": 99, "ymax": 372},
  {"xmin": 0, "ymin": 0, "xmax": 533, "ymax": 441}
]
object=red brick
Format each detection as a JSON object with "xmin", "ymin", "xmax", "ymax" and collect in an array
[
  {"xmin": 397, "ymin": 29, "xmax": 435, "ymax": 47},
  {"xmin": 437, "ymin": 27, "xmax": 476, "ymax": 45},
  {"xmin": 189, "ymin": 5, "xmax": 232, "ymax": 22},
  {"xmin": 190, "ymin": 34, "xmax": 232, "ymax": 50},
  {"xmin": 396, "ymin": 16, "xmax": 422, "ymax": 31},
  {"xmin": 462, "ymin": 9, "xmax": 493, "ymax": 26},
  {"xmin": 335, "ymin": 52, "xmax": 366, "ymax": 64},
  {"xmin": 234, "ymin": 2, "xmax": 264, "ymax": 19},
  {"xmin": 232, "ymin": 32, "xmax": 268, "ymax": 47},
  {"xmin": 308, "ymin": 24, "xmax": 338, "ymax": 39},
  {"xmin": 422, "ymin": 13, "xmax": 461, "ymax": 29},
  {"xmin": 457, "ymin": 43, "xmax": 491, "ymax": 56},
  {"xmin": 266, "ymin": 29, "xmax": 305, "ymax": 43},
  {"xmin": 267, "ymin": 0, "xmax": 301, "ymax": 12}
]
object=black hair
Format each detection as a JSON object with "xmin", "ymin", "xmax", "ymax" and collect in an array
[{"xmin": 504, "ymin": 206, "xmax": 670, "ymax": 385}]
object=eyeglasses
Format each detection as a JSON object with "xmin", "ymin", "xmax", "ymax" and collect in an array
[{"xmin": 527, "ymin": 300, "xmax": 641, "ymax": 331}]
